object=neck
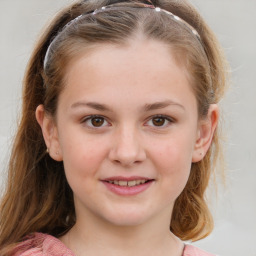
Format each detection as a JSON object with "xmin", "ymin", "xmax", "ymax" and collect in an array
[{"xmin": 60, "ymin": 209, "xmax": 184, "ymax": 256}]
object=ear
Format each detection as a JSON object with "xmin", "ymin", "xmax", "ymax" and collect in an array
[
  {"xmin": 35, "ymin": 104, "xmax": 63, "ymax": 161},
  {"xmin": 192, "ymin": 104, "xmax": 219, "ymax": 163}
]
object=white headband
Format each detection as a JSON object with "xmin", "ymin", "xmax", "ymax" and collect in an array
[{"xmin": 43, "ymin": 4, "xmax": 201, "ymax": 70}]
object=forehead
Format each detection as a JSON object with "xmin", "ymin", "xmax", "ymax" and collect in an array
[
  {"xmin": 59, "ymin": 39, "xmax": 196, "ymax": 113},
  {"xmin": 64, "ymin": 39, "xmax": 191, "ymax": 86}
]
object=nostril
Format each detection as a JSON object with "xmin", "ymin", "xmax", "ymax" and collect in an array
[{"xmin": 108, "ymin": 134, "xmax": 147, "ymax": 165}]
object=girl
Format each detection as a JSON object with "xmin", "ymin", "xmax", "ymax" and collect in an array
[{"xmin": 0, "ymin": 0, "xmax": 228, "ymax": 255}]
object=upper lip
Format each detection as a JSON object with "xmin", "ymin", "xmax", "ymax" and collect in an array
[{"xmin": 101, "ymin": 176, "xmax": 154, "ymax": 181}]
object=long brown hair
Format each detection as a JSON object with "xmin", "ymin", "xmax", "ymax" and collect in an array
[{"xmin": 0, "ymin": 0, "xmax": 228, "ymax": 254}]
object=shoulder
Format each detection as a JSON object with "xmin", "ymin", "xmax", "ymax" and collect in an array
[
  {"xmin": 12, "ymin": 232, "xmax": 75, "ymax": 256},
  {"xmin": 183, "ymin": 244, "xmax": 217, "ymax": 256}
]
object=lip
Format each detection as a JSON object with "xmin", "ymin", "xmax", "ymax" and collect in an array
[
  {"xmin": 102, "ymin": 176, "xmax": 153, "ymax": 181},
  {"xmin": 101, "ymin": 176, "xmax": 155, "ymax": 196}
]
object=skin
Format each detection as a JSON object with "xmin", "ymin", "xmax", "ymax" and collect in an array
[{"xmin": 36, "ymin": 39, "xmax": 218, "ymax": 256}]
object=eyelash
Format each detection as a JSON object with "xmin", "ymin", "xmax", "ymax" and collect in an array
[
  {"xmin": 81, "ymin": 115, "xmax": 110, "ymax": 128},
  {"xmin": 145, "ymin": 115, "xmax": 175, "ymax": 128},
  {"xmin": 81, "ymin": 115, "xmax": 175, "ymax": 129}
]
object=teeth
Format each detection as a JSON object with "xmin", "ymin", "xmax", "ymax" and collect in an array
[
  {"xmin": 128, "ymin": 180, "xmax": 136, "ymax": 187},
  {"xmin": 136, "ymin": 180, "xmax": 141, "ymax": 185},
  {"xmin": 108, "ymin": 179, "xmax": 148, "ymax": 187},
  {"xmin": 119, "ymin": 181, "xmax": 128, "ymax": 186}
]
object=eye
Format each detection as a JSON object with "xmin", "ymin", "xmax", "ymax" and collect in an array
[
  {"xmin": 82, "ymin": 115, "xmax": 109, "ymax": 128},
  {"xmin": 146, "ymin": 115, "xmax": 174, "ymax": 128}
]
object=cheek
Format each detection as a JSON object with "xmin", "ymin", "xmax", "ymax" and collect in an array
[
  {"xmin": 62, "ymin": 146, "xmax": 106, "ymax": 199},
  {"xmin": 149, "ymin": 137, "xmax": 194, "ymax": 194},
  {"xmin": 157, "ymin": 144, "xmax": 192, "ymax": 179},
  {"xmin": 60, "ymin": 136, "xmax": 108, "ymax": 184},
  {"xmin": 150, "ymin": 135, "xmax": 194, "ymax": 170}
]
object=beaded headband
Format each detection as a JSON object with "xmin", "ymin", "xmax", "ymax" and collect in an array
[{"xmin": 43, "ymin": 3, "xmax": 201, "ymax": 70}]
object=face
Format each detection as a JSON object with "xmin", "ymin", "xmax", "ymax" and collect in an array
[{"xmin": 39, "ymin": 39, "xmax": 213, "ymax": 228}]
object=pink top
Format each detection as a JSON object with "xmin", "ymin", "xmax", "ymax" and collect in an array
[{"xmin": 13, "ymin": 233, "xmax": 216, "ymax": 256}]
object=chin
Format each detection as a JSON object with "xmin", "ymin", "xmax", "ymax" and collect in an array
[{"xmin": 101, "ymin": 208, "xmax": 153, "ymax": 227}]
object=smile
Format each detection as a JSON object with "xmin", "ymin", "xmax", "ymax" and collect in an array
[
  {"xmin": 101, "ymin": 177, "xmax": 154, "ymax": 196},
  {"xmin": 106, "ymin": 180, "xmax": 149, "ymax": 187}
]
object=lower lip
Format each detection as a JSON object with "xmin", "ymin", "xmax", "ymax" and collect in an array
[{"xmin": 102, "ymin": 181, "xmax": 154, "ymax": 196}]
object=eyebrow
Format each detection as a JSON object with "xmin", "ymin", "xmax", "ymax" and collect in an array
[
  {"xmin": 71, "ymin": 101, "xmax": 112, "ymax": 112},
  {"xmin": 143, "ymin": 100, "xmax": 185, "ymax": 111},
  {"xmin": 70, "ymin": 100, "xmax": 185, "ymax": 112}
]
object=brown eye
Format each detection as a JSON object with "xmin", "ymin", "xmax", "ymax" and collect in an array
[
  {"xmin": 152, "ymin": 117, "xmax": 166, "ymax": 126},
  {"xmin": 91, "ymin": 117, "xmax": 105, "ymax": 127},
  {"xmin": 83, "ymin": 115, "xmax": 111, "ymax": 129},
  {"xmin": 146, "ymin": 115, "xmax": 173, "ymax": 128}
]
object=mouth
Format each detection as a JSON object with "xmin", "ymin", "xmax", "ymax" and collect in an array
[
  {"xmin": 101, "ymin": 176, "xmax": 155, "ymax": 196},
  {"xmin": 104, "ymin": 179, "xmax": 154, "ymax": 187}
]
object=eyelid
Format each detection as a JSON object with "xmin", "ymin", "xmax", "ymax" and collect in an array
[
  {"xmin": 81, "ymin": 115, "xmax": 111, "ymax": 128},
  {"xmin": 80, "ymin": 114, "xmax": 175, "ymax": 129},
  {"xmin": 144, "ymin": 114, "xmax": 175, "ymax": 127}
]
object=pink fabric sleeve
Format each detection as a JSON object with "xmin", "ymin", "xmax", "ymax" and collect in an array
[
  {"xmin": 12, "ymin": 233, "xmax": 75, "ymax": 256},
  {"xmin": 13, "ymin": 233, "xmax": 217, "ymax": 256},
  {"xmin": 183, "ymin": 244, "xmax": 217, "ymax": 256}
]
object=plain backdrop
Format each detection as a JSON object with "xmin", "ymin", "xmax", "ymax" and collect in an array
[{"xmin": 0, "ymin": 1, "xmax": 255, "ymax": 255}]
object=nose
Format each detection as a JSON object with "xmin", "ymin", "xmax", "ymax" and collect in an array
[{"xmin": 108, "ymin": 126, "xmax": 146, "ymax": 167}]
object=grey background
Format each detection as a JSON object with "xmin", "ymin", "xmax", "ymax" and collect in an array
[{"xmin": 0, "ymin": 1, "xmax": 255, "ymax": 255}]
